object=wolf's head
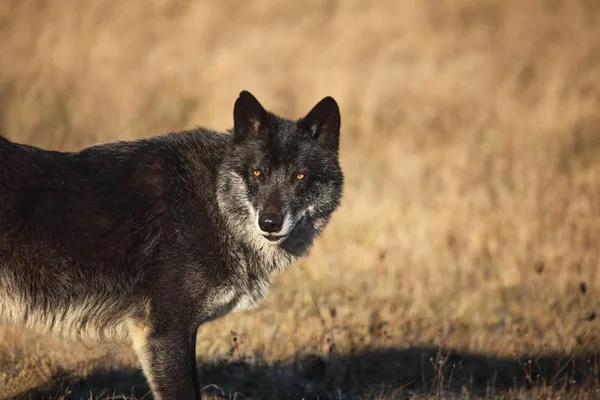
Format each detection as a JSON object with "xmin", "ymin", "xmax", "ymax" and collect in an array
[{"xmin": 217, "ymin": 90, "xmax": 343, "ymax": 257}]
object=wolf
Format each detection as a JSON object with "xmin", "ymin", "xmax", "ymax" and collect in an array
[{"xmin": 0, "ymin": 90, "xmax": 343, "ymax": 399}]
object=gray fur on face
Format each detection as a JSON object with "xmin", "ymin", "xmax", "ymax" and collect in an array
[{"xmin": 217, "ymin": 93, "xmax": 343, "ymax": 261}]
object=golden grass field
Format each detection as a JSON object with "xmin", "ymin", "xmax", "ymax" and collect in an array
[{"xmin": 1, "ymin": 0, "xmax": 600, "ymax": 398}]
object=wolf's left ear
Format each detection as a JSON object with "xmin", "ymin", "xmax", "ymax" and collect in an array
[
  {"xmin": 300, "ymin": 96, "xmax": 341, "ymax": 153},
  {"xmin": 233, "ymin": 90, "xmax": 267, "ymax": 142}
]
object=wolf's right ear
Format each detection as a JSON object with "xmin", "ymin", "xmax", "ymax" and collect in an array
[{"xmin": 233, "ymin": 90, "xmax": 266, "ymax": 142}]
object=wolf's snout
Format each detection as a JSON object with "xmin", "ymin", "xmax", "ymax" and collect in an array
[{"xmin": 258, "ymin": 212, "xmax": 283, "ymax": 233}]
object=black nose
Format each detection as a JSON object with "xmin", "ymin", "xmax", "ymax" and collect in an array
[{"xmin": 258, "ymin": 212, "xmax": 283, "ymax": 233}]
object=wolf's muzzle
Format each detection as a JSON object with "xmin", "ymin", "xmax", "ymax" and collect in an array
[{"xmin": 258, "ymin": 212, "xmax": 283, "ymax": 233}]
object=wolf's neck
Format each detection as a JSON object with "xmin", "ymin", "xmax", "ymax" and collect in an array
[{"xmin": 223, "ymin": 221, "xmax": 297, "ymax": 275}]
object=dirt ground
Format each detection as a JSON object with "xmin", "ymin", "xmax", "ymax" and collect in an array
[{"xmin": 0, "ymin": 0, "xmax": 600, "ymax": 399}]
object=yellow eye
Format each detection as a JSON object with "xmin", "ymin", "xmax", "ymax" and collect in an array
[
  {"xmin": 296, "ymin": 173, "xmax": 305, "ymax": 180},
  {"xmin": 252, "ymin": 169, "xmax": 261, "ymax": 177}
]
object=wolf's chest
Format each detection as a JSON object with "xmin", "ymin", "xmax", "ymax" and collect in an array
[{"xmin": 204, "ymin": 275, "xmax": 271, "ymax": 321}]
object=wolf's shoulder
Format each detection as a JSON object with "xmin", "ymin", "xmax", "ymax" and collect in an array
[
  {"xmin": 158, "ymin": 128, "xmax": 232, "ymax": 165},
  {"xmin": 78, "ymin": 128, "xmax": 230, "ymax": 159}
]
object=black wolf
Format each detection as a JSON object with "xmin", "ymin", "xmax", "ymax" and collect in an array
[{"xmin": 0, "ymin": 91, "xmax": 343, "ymax": 399}]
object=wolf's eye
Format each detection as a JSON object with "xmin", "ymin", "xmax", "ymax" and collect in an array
[
  {"xmin": 296, "ymin": 173, "xmax": 305, "ymax": 180},
  {"xmin": 252, "ymin": 169, "xmax": 261, "ymax": 177}
]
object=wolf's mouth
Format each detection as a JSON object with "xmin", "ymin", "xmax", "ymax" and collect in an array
[
  {"xmin": 261, "ymin": 216, "xmax": 304, "ymax": 244},
  {"xmin": 263, "ymin": 234, "xmax": 288, "ymax": 243}
]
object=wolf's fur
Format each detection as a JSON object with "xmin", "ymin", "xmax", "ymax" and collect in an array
[{"xmin": 0, "ymin": 91, "xmax": 343, "ymax": 399}]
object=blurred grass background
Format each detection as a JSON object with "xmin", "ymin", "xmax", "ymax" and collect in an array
[{"xmin": 1, "ymin": 0, "xmax": 600, "ymax": 399}]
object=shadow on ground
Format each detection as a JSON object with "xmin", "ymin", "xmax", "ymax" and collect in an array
[{"xmin": 8, "ymin": 347, "xmax": 600, "ymax": 399}]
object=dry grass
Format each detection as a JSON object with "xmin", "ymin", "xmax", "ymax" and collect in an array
[{"xmin": 1, "ymin": 0, "xmax": 600, "ymax": 399}]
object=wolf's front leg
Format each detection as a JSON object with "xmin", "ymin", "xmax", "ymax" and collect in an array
[
  {"xmin": 190, "ymin": 330, "xmax": 201, "ymax": 399},
  {"xmin": 129, "ymin": 319, "xmax": 200, "ymax": 400}
]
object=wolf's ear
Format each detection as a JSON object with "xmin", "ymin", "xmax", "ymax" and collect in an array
[
  {"xmin": 300, "ymin": 96, "xmax": 341, "ymax": 153},
  {"xmin": 233, "ymin": 90, "xmax": 267, "ymax": 142}
]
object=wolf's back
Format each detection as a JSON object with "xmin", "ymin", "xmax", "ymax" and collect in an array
[
  {"xmin": 0, "ymin": 135, "xmax": 30, "ymax": 207},
  {"xmin": 0, "ymin": 134, "xmax": 21, "ymax": 159}
]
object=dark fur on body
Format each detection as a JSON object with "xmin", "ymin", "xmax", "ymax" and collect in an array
[{"xmin": 0, "ymin": 91, "xmax": 343, "ymax": 399}]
